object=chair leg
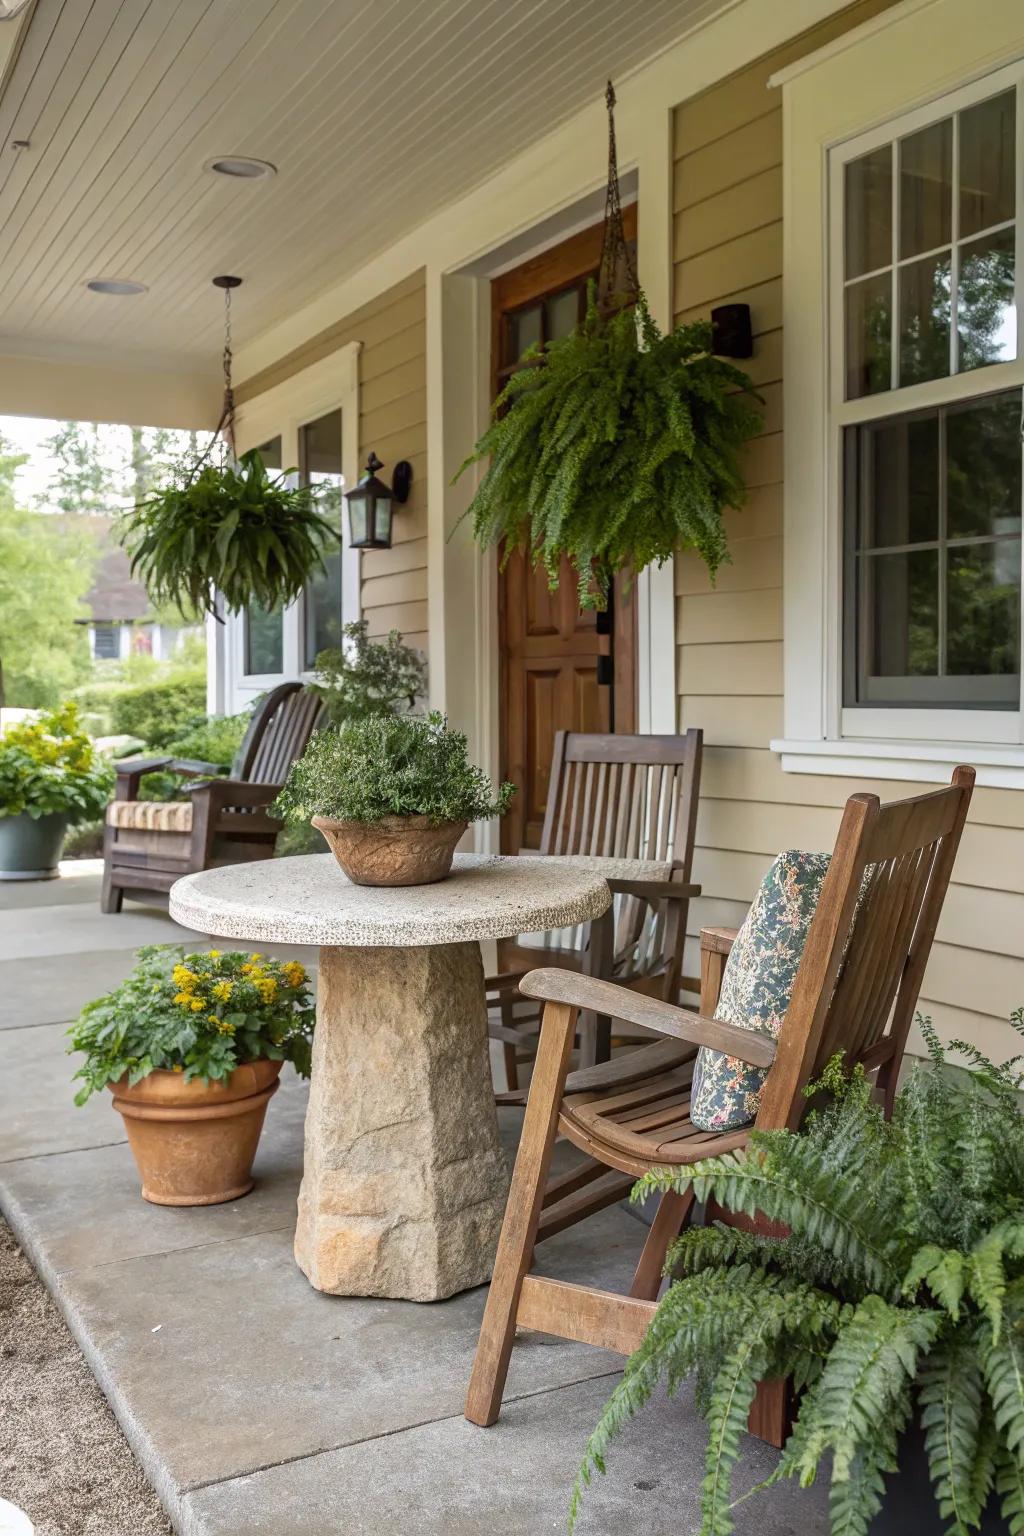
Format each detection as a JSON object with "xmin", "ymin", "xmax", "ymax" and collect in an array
[
  {"xmin": 465, "ymin": 1000, "xmax": 577, "ymax": 1428},
  {"xmin": 100, "ymin": 838, "xmax": 124, "ymax": 914},
  {"xmin": 499, "ymin": 993, "xmax": 519, "ymax": 1092},
  {"xmin": 629, "ymin": 1188, "xmax": 695, "ymax": 1301}
]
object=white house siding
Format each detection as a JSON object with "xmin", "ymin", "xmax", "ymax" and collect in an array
[{"xmin": 671, "ymin": 0, "xmax": 1024, "ymax": 1058}]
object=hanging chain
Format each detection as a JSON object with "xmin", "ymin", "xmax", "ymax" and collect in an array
[
  {"xmin": 218, "ymin": 283, "xmax": 236, "ymax": 457},
  {"xmin": 596, "ymin": 81, "xmax": 639, "ymax": 317}
]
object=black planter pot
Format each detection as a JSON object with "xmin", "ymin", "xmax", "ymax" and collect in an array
[{"xmin": 869, "ymin": 1418, "xmax": 1006, "ymax": 1533}]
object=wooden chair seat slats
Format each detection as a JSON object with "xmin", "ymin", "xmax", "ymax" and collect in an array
[{"xmin": 466, "ymin": 768, "xmax": 976, "ymax": 1447}]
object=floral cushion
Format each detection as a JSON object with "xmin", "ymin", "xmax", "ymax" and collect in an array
[{"xmin": 689, "ymin": 850, "xmax": 831, "ymax": 1133}]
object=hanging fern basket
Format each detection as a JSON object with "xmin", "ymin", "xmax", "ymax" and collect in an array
[
  {"xmin": 119, "ymin": 277, "xmax": 339, "ymax": 621},
  {"xmin": 455, "ymin": 84, "xmax": 763, "ymax": 610}
]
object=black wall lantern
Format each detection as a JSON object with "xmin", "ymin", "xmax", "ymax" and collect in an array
[
  {"xmin": 344, "ymin": 452, "xmax": 412, "ymax": 550},
  {"xmin": 710, "ymin": 302, "xmax": 753, "ymax": 359}
]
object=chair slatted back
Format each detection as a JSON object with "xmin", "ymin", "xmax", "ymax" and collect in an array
[
  {"xmin": 756, "ymin": 767, "xmax": 975, "ymax": 1131},
  {"xmin": 538, "ymin": 730, "xmax": 702, "ymax": 986},
  {"xmin": 232, "ymin": 683, "xmax": 325, "ymax": 787}
]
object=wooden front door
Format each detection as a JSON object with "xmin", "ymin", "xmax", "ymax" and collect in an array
[{"xmin": 493, "ymin": 212, "xmax": 638, "ymax": 852}]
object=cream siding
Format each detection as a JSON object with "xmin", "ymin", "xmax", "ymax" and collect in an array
[
  {"xmin": 237, "ymin": 270, "xmax": 428, "ymax": 654},
  {"xmin": 671, "ymin": 0, "xmax": 1024, "ymax": 1054}
]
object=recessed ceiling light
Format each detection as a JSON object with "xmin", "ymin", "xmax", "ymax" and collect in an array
[
  {"xmin": 204, "ymin": 156, "xmax": 276, "ymax": 181},
  {"xmin": 85, "ymin": 278, "xmax": 148, "ymax": 296}
]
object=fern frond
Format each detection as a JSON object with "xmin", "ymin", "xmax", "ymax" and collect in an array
[
  {"xmin": 903, "ymin": 1244, "xmax": 966, "ymax": 1318},
  {"xmin": 981, "ymin": 1310, "xmax": 1024, "ymax": 1464},
  {"xmin": 919, "ymin": 1330, "xmax": 991, "ymax": 1534},
  {"xmin": 995, "ymin": 1443, "xmax": 1024, "ymax": 1535}
]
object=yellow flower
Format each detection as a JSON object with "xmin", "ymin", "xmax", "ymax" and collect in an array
[
  {"xmin": 212, "ymin": 980, "xmax": 234, "ymax": 1002},
  {"xmin": 173, "ymin": 992, "xmax": 192, "ymax": 1006},
  {"xmin": 217, "ymin": 1019, "xmax": 236, "ymax": 1036},
  {"xmin": 255, "ymin": 977, "xmax": 278, "ymax": 1004},
  {"xmin": 240, "ymin": 963, "xmax": 254, "ymax": 975},
  {"xmin": 281, "ymin": 961, "xmax": 306, "ymax": 988},
  {"xmin": 208, "ymin": 949, "xmax": 221, "ymax": 958},
  {"xmin": 207, "ymin": 1014, "xmax": 220, "ymax": 1026},
  {"xmin": 190, "ymin": 998, "xmax": 206, "ymax": 1013},
  {"xmin": 172, "ymin": 1064, "xmax": 184, "ymax": 1073},
  {"xmin": 172, "ymin": 965, "xmax": 197, "ymax": 992}
]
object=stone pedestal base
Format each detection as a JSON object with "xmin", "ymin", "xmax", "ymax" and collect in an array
[{"xmin": 294, "ymin": 941, "xmax": 509, "ymax": 1301}]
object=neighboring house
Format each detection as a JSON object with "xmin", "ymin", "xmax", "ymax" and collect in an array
[
  {"xmin": 79, "ymin": 527, "xmax": 198, "ymax": 663},
  {"xmin": 0, "ymin": 0, "xmax": 1021, "ymax": 1061}
]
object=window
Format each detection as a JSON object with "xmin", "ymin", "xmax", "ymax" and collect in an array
[
  {"xmin": 243, "ymin": 436, "xmax": 285, "ymax": 676},
  {"xmin": 833, "ymin": 71, "xmax": 1024, "ymax": 736},
  {"xmin": 299, "ymin": 409, "xmax": 344, "ymax": 668},
  {"xmin": 92, "ymin": 623, "xmax": 119, "ymax": 660}
]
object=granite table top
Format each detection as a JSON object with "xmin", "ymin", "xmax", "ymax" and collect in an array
[{"xmin": 169, "ymin": 852, "xmax": 614, "ymax": 948}]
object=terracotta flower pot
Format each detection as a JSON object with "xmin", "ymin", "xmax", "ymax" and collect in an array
[
  {"xmin": 109, "ymin": 1059, "xmax": 282, "ymax": 1206},
  {"xmin": 312, "ymin": 814, "xmax": 468, "ymax": 886}
]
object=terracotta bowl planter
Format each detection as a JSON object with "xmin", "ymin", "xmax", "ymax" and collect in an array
[
  {"xmin": 312, "ymin": 814, "xmax": 468, "ymax": 886},
  {"xmin": 109, "ymin": 1059, "xmax": 282, "ymax": 1206}
]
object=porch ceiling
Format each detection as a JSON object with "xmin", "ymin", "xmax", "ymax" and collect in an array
[{"xmin": 0, "ymin": 0, "xmax": 728, "ymax": 372}]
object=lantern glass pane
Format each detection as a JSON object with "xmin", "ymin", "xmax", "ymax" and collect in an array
[
  {"xmin": 373, "ymin": 495, "xmax": 393, "ymax": 545},
  {"xmin": 348, "ymin": 495, "xmax": 369, "ymax": 547}
]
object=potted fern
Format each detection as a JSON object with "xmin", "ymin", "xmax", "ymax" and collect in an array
[
  {"xmin": 573, "ymin": 1019, "xmax": 1024, "ymax": 1536},
  {"xmin": 120, "ymin": 448, "xmax": 338, "ymax": 619},
  {"xmin": 456, "ymin": 294, "xmax": 762, "ymax": 609},
  {"xmin": 271, "ymin": 711, "xmax": 513, "ymax": 886}
]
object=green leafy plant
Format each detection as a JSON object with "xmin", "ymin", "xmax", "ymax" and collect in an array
[
  {"xmin": 106, "ymin": 670, "xmax": 207, "ymax": 747},
  {"xmin": 120, "ymin": 448, "xmax": 338, "ymax": 620},
  {"xmin": 68, "ymin": 944, "xmax": 315, "ymax": 1103},
  {"xmin": 455, "ymin": 291, "xmax": 762, "ymax": 609},
  {"xmin": 573, "ymin": 1015, "xmax": 1024, "ymax": 1536},
  {"xmin": 137, "ymin": 706, "xmax": 253, "ymax": 802},
  {"xmin": 0, "ymin": 702, "xmax": 113, "ymax": 822},
  {"xmin": 310, "ymin": 620, "xmax": 427, "ymax": 726},
  {"xmin": 272, "ymin": 710, "xmax": 514, "ymax": 826}
]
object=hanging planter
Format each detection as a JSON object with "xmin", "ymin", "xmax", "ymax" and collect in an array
[
  {"xmin": 455, "ymin": 85, "xmax": 763, "ymax": 610},
  {"xmin": 119, "ymin": 277, "xmax": 339, "ymax": 620}
]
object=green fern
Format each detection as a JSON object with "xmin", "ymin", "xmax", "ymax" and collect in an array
[
  {"xmin": 454, "ymin": 290, "xmax": 762, "ymax": 609},
  {"xmin": 574, "ymin": 1019, "xmax": 1024, "ymax": 1534}
]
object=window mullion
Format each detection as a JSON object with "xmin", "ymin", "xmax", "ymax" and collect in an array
[
  {"xmin": 890, "ymin": 139, "xmax": 899, "ymax": 392},
  {"xmin": 950, "ymin": 110, "xmax": 960, "ymax": 377},
  {"xmin": 938, "ymin": 407, "xmax": 948, "ymax": 679}
]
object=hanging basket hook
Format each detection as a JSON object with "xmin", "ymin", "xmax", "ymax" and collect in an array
[
  {"xmin": 212, "ymin": 275, "xmax": 242, "ymax": 457},
  {"xmin": 596, "ymin": 80, "xmax": 638, "ymax": 319}
]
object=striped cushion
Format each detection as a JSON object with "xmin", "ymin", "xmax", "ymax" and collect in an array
[{"xmin": 106, "ymin": 800, "xmax": 193, "ymax": 833}]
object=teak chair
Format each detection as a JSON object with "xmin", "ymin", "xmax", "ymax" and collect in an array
[
  {"xmin": 487, "ymin": 729, "xmax": 703, "ymax": 1088},
  {"xmin": 101, "ymin": 681, "xmax": 324, "ymax": 912},
  {"xmin": 467, "ymin": 768, "xmax": 975, "ymax": 1444}
]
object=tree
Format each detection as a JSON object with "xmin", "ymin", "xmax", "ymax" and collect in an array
[
  {"xmin": 0, "ymin": 440, "xmax": 94, "ymax": 708},
  {"xmin": 38, "ymin": 420, "xmax": 119, "ymax": 516}
]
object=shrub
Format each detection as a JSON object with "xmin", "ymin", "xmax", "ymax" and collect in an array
[
  {"xmin": 310, "ymin": 620, "xmax": 427, "ymax": 726},
  {"xmin": 137, "ymin": 706, "xmax": 252, "ymax": 802},
  {"xmin": 68, "ymin": 944, "xmax": 315, "ymax": 1102},
  {"xmin": 108, "ymin": 670, "xmax": 206, "ymax": 747},
  {"xmin": 272, "ymin": 710, "xmax": 514, "ymax": 826},
  {"xmin": 574, "ymin": 1017, "xmax": 1024, "ymax": 1536},
  {"xmin": 0, "ymin": 702, "xmax": 114, "ymax": 822}
]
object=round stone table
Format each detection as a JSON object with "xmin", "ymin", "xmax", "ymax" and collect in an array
[{"xmin": 170, "ymin": 852, "xmax": 610, "ymax": 1302}]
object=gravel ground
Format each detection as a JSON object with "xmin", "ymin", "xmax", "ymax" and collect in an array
[{"xmin": 0, "ymin": 1220, "xmax": 172, "ymax": 1536}]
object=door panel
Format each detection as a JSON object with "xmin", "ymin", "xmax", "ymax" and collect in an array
[{"xmin": 495, "ymin": 211, "xmax": 638, "ymax": 853}]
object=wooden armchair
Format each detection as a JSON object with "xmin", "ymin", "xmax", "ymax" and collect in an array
[
  {"xmin": 467, "ymin": 768, "xmax": 975, "ymax": 1445},
  {"xmin": 488, "ymin": 729, "xmax": 703, "ymax": 1089},
  {"xmin": 101, "ymin": 681, "xmax": 324, "ymax": 912}
]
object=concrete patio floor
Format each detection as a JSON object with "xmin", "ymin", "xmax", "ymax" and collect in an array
[{"xmin": 0, "ymin": 861, "xmax": 829, "ymax": 1536}]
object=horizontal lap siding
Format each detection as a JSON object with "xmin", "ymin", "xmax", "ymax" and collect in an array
[
  {"xmin": 672, "ymin": 0, "xmax": 1024, "ymax": 1057},
  {"xmin": 237, "ymin": 271, "xmax": 428, "ymax": 655}
]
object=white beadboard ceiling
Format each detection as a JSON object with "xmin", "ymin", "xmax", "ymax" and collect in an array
[{"xmin": 0, "ymin": 0, "xmax": 725, "ymax": 371}]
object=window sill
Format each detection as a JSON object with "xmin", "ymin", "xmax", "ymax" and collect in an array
[{"xmin": 769, "ymin": 738, "xmax": 1024, "ymax": 790}]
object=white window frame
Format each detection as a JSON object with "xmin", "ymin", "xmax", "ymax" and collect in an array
[
  {"xmin": 771, "ymin": 0, "xmax": 1024, "ymax": 789},
  {"xmin": 219, "ymin": 343, "xmax": 361, "ymax": 715}
]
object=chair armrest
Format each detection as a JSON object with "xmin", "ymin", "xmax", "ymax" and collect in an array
[
  {"xmin": 114, "ymin": 755, "xmax": 172, "ymax": 799},
  {"xmin": 519, "ymin": 967, "xmax": 775, "ymax": 1068},
  {"xmin": 701, "ymin": 926, "xmax": 738, "ymax": 956},
  {"xmin": 166, "ymin": 757, "xmax": 225, "ymax": 778},
  {"xmin": 186, "ymin": 779, "xmax": 281, "ymax": 811},
  {"xmin": 484, "ymin": 969, "xmax": 532, "ymax": 992},
  {"xmin": 607, "ymin": 877, "xmax": 701, "ymax": 902}
]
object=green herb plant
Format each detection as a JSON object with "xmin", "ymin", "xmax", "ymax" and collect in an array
[
  {"xmin": 0, "ymin": 702, "xmax": 113, "ymax": 821},
  {"xmin": 120, "ymin": 449, "xmax": 338, "ymax": 619},
  {"xmin": 69, "ymin": 944, "xmax": 315, "ymax": 1103},
  {"xmin": 310, "ymin": 620, "xmax": 427, "ymax": 726},
  {"xmin": 455, "ymin": 290, "xmax": 763, "ymax": 609},
  {"xmin": 573, "ymin": 1014, "xmax": 1024, "ymax": 1536},
  {"xmin": 272, "ymin": 710, "xmax": 514, "ymax": 827}
]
